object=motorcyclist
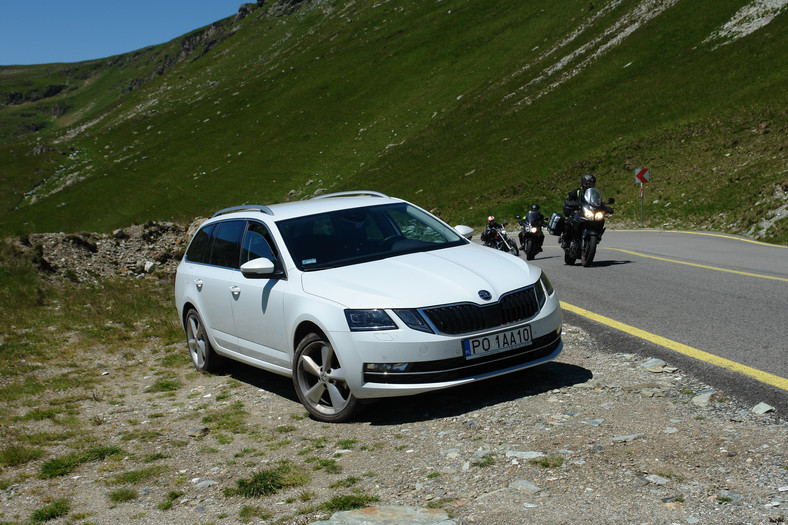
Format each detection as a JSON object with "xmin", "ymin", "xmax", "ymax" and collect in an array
[
  {"xmin": 520, "ymin": 204, "xmax": 547, "ymax": 252},
  {"xmin": 480, "ymin": 215, "xmax": 501, "ymax": 244},
  {"xmin": 561, "ymin": 173, "xmax": 596, "ymax": 247}
]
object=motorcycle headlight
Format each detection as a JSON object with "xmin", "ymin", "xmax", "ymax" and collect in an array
[
  {"xmin": 345, "ymin": 309, "xmax": 397, "ymax": 331},
  {"xmin": 582, "ymin": 207, "xmax": 595, "ymax": 219},
  {"xmin": 595, "ymin": 211, "xmax": 605, "ymax": 220},
  {"xmin": 529, "ymin": 226, "xmax": 538, "ymax": 234}
]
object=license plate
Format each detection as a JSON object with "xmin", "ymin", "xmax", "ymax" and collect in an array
[{"xmin": 462, "ymin": 325, "xmax": 532, "ymax": 360}]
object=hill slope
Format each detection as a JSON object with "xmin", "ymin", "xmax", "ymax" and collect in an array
[{"xmin": 0, "ymin": 0, "xmax": 786, "ymax": 243}]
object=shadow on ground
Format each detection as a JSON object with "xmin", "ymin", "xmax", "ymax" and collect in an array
[{"xmin": 223, "ymin": 359, "xmax": 592, "ymax": 426}]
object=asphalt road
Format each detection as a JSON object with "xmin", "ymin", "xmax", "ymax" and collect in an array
[{"xmin": 523, "ymin": 229, "xmax": 788, "ymax": 416}]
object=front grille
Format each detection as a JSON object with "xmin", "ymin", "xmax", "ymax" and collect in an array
[
  {"xmin": 423, "ymin": 286, "xmax": 540, "ymax": 335},
  {"xmin": 363, "ymin": 331, "xmax": 561, "ymax": 384}
]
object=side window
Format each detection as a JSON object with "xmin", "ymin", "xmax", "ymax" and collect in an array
[
  {"xmin": 209, "ymin": 220, "xmax": 245, "ymax": 269},
  {"xmin": 185, "ymin": 224, "xmax": 215, "ymax": 263},
  {"xmin": 241, "ymin": 221, "xmax": 280, "ymax": 269}
]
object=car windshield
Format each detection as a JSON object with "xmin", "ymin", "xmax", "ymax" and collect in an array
[{"xmin": 277, "ymin": 202, "xmax": 468, "ymax": 270}]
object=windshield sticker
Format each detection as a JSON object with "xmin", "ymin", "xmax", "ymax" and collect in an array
[{"xmin": 302, "ymin": 258, "xmax": 317, "ymax": 265}]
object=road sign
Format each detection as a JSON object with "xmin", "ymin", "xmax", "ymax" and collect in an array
[{"xmin": 635, "ymin": 168, "xmax": 650, "ymax": 184}]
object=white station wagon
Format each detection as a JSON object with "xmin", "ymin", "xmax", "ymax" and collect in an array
[{"xmin": 174, "ymin": 191, "xmax": 563, "ymax": 422}]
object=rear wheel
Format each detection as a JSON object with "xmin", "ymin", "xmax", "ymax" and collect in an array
[
  {"xmin": 581, "ymin": 236, "xmax": 598, "ymax": 267},
  {"xmin": 185, "ymin": 308, "xmax": 221, "ymax": 373},
  {"xmin": 293, "ymin": 333, "xmax": 359, "ymax": 423}
]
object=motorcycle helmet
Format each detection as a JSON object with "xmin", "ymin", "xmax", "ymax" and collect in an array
[
  {"xmin": 530, "ymin": 204, "xmax": 540, "ymax": 212},
  {"xmin": 488, "ymin": 215, "xmax": 495, "ymax": 223},
  {"xmin": 581, "ymin": 173, "xmax": 596, "ymax": 191}
]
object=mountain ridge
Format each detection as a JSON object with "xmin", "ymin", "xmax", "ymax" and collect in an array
[{"xmin": 0, "ymin": 0, "xmax": 786, "ymax": 243}]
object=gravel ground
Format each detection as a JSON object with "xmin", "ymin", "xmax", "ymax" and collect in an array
[{"xmin": 2, "ymin": 320, "xmax": 786, "ymax": 525}]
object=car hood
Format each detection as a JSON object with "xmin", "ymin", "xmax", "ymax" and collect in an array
[{"xmin": 300, "ymin": 243, "xmax": 541, "ymax": 308}]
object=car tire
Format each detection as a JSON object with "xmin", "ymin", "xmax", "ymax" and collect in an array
[
  {"xmin": 185, "ymin": 308, "xmax": 221, "ymax": 373},
  {"xmin": 293, "ymin": 332, "xmax": 359, "ymax": 423}
]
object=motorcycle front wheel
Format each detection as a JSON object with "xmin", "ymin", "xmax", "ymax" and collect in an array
[
  {"xmin": 564, "ymin": 251, "xmax": 576, "ymax": 265},
  {"xmin": 525, "ymin": 239, "xmax": 536, "ymax": 260},
  {"xmin": 581, "ymin": 236, "xmax": 598, "ymax": 267},
  {"xmin": 510, "ymin": 244, "xmax": 519, "ymax": 257}
]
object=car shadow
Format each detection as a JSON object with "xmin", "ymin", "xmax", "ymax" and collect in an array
[
  {"xmin": 364, "ymin": 361, "xmax": 592, "ymax": 426},
  {"xmin": 216, "ymin": 359, "xmax": 592, "ymax": 426}
]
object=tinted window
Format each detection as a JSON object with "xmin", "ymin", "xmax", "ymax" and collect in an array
[
  {"xmin": 278, "ymin": 202, "xmax": 466, "ymax": 271},
  {"xmin": 209, "ymin": 220, "xmax": 245, "ymax": 269},
  {"xmin": 185, "ymin": 224, "xmax": 215, "ymax": 263},
  {"xmin": 241, "ymin": 222, "xmax": 280, "ymax": 270}
]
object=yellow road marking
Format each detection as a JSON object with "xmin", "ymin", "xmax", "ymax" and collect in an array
[
  {"xmin": 612, "ymin": 229, "xmax": 788, "ymax": 249},
  {"xmin": 561, "ymin": 301, "xmax": 788, "ymax": 391},
  {"xmin": 606, "ymin": 248, "xmax": 788, "ymax": 282}
]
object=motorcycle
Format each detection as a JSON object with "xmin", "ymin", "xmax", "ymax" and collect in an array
[
  {"xmin": 559, "ymin": 188, "xmax": 614, "ymax": 267},
  {"xmin": 516, "ymin": 209, "xmax": 546, "ymax": 261},
  {"xmin": 482, "ymin": 220, "xmax": 519, "ymax": 256}
]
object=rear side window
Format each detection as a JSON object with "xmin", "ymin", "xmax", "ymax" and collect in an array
[
  {"xmin": 185, "ymin": 224, "xmax": 215, "ymax": 263},
  {"xmin": 210, "ymin": 220, "xmax": 245, "ymax": 269}
]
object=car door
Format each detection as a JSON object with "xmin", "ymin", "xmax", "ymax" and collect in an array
[
  {"xmin": 197, "ymin": 220, "xmax": 246, "ymax": 352},
  {"xmin": 230, "ymin": 221, "xmax": 291, "ymax": 370}
]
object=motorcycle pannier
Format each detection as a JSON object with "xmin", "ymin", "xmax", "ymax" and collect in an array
[{"xmin": 547, "ymin": 212, "xmax": 564, "ymax": 235}]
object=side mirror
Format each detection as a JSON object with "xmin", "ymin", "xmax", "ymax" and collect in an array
[
  {"xmin": 240, "ymin": 257, "xmax": 276, "ymax": 277},
  {"xmin": 607, "ymin": 198, "xmax": 615, "ymax": 205},
  {"xmin": 454, "ymin": 225, "xmax": 474, "ymax": 240},
  {"xmin": 515, "ymin": 215, "xmax": 522, "ymax": 220}
]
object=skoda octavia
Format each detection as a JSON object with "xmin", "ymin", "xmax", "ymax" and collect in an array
[{"xmin": 174, "ymin": 191, "xmax": 563, "ymax": 422}]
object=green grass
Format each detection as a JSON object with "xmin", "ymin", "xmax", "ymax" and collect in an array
[
  {"xmin": 0, "ymin": 0, "xmax": 785, "ymax": 245},
  {"xmin": 108, "ymin": 487, "xmax": 139, "ymax": 503},
  {"xmin": 39, "ymin": 445, "xmax": 124, "ymax": 479},
  {"xmin": 230, "ymin": 461, "xmax": 310, "ymax": 498},
  {"xmin": 320, "ymin": 493, "xmax": 379, "ymax": 513},
  {"xmin": 30, "ymin": 499, "xmax": 70, "ymax": 522}
]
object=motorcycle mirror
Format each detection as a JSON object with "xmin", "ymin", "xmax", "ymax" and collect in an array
[
  {"xmin": 515, "ymin": 215, "xmax": 522, "ymax": 220},
  {"xmin": 502, "ymin": 220, "xmax": 509, "ymax": 226},
  {"xmin": 607, "ymin": 198, "xmax": 615, "ymax": 204}
]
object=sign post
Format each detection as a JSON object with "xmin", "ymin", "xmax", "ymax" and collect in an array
[{"xmin": 635, "ymin": 169, "xmax": 650, "ymax": 227}]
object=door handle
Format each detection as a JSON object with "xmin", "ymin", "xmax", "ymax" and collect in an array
[
  {"xmin": 230, "ymin": 285, "xmax": 241, "ymax": 296},
  {"xmin": 194, "ymin": 279, "xmax": 203, "ymax": 291}
]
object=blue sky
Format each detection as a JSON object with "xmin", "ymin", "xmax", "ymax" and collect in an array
[{"xmin": 0, "ymin": 1, "xmax": 244, "ymax": 66}]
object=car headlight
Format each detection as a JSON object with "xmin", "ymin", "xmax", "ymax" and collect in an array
[
  {"xmin": 393, "ymin": 309, "xmax": 434, "ymax": 334},
  {"xmin": 539, "ymin": 270, "xmax": 555, "ymax": 298},
  {"xmin": 345, "ymin": 309, "xmax": 397, "ymax": 331}
]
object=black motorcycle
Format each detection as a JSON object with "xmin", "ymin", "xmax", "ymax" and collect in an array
[
  {"xmin": 560, "ymin": 188, "xmax": 614, "ymax": 267},
  {"xmin": 516, "ymin": 209, "xmax": 546, "ymax": 261},
  {"xmin": 482, "ymin": 220, "xmax": 519, "ymax": 256}
]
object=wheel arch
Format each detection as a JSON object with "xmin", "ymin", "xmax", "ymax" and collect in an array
[{"xmin": 293, "ymin": 321, "xmax": 327, "ymax": 354}]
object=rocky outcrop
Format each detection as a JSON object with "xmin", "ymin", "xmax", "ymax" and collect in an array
[{"xmin": 9, "ymin": 219, "xmax": 201, "ymax": 282}]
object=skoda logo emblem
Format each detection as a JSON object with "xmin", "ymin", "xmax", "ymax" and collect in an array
[{"xmin": 478, "ymin": 290, "xmax": 492, "ymax": 301}]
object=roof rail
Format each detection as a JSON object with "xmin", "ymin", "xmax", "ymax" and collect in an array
[
  {"xmin": 311, "ymin": 190, "xmax": 390, "ymax": 200},
  {"xmin": 212, "ymin": 204, "xmax": 274, "ymax": 218}
]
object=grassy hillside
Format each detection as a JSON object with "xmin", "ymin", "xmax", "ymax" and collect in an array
[{"xmin": 0, "ymin": 0, "xmax": 786, "ymax": 243}]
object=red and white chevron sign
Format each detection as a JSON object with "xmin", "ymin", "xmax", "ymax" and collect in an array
[{"xmin": 635, "ymin": 168, "xmax": 650, "ymax": 183}]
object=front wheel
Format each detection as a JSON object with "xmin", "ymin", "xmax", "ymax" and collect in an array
[
  {"xmin": 564, "ymin": 250, "xmax": 576, "ymax": 265},
  {"xmin": 293, "ymin": 333, "xmax": 359, "ymax": 423},
  {"xmin": 525, "ymin": 239, "xmax": 536, "ymax": 260},
  {"xmin": 581, "ymin": 236, "xmax": 598, "ymax": 267},
  {"xmin": 509, "ymin": 243, "xmax": 519, "ymax": 257}
]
